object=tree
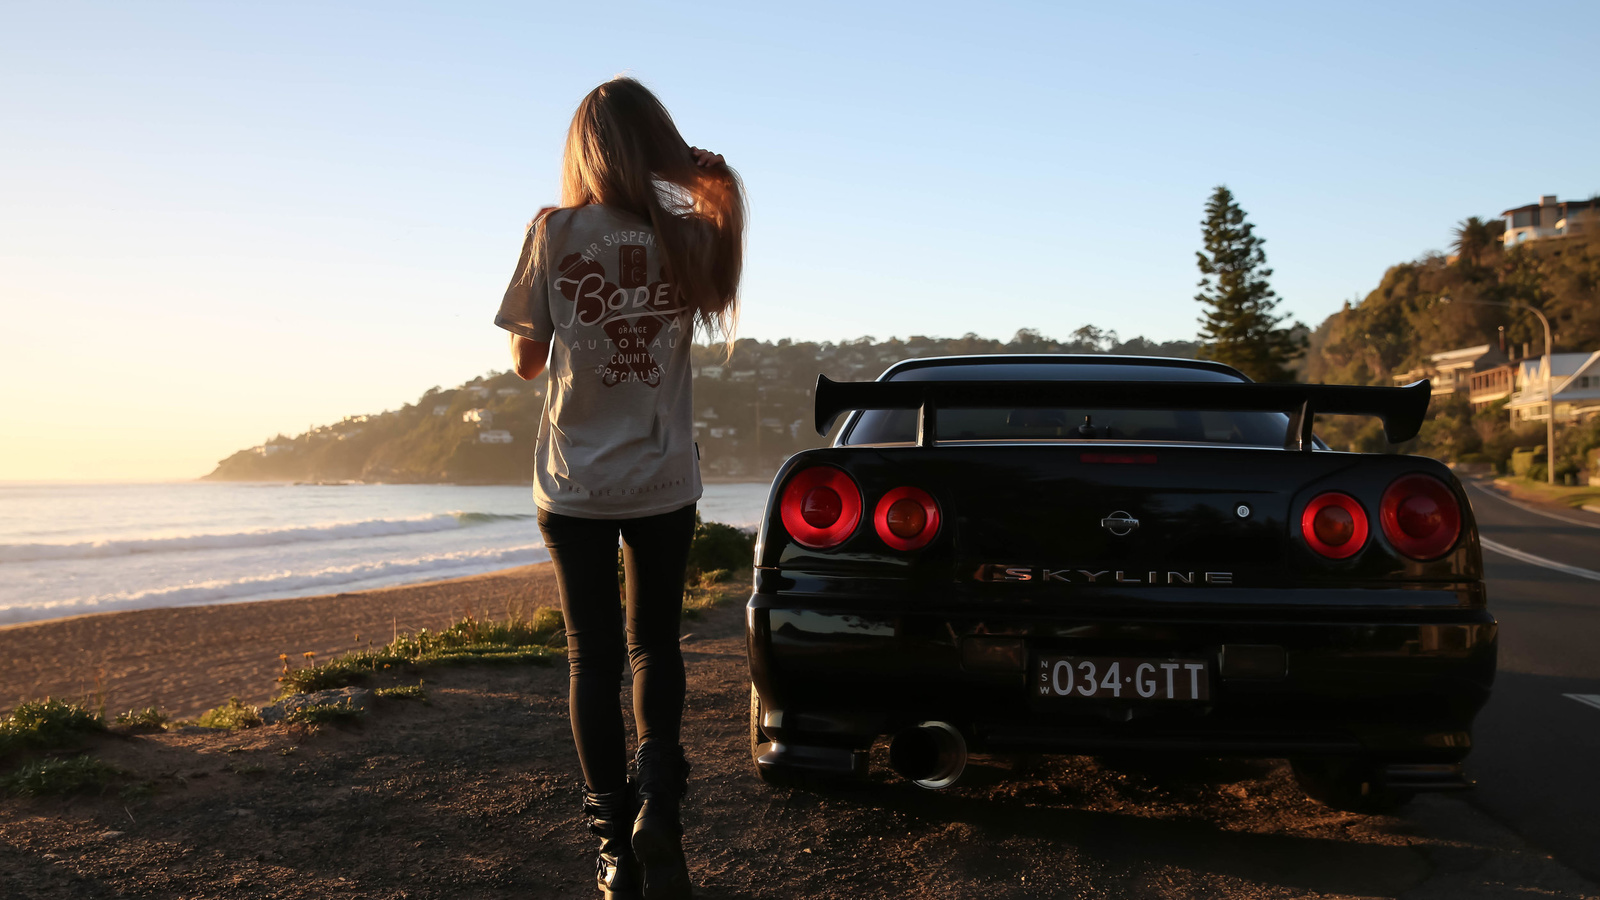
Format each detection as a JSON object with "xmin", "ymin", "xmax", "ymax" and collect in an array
[
  {"xmin": 1194, "ymin": 186, "xmax": 1305, "ymax": 382},
  {"xmin": 1450, "ymin": 216, "xmax": 1496, "ymax": 269},
  {"xmin": 1068, "ymin": 324, "xmax": 1118, "ymax": 353}
]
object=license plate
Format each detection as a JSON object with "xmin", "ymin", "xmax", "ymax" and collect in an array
[{"xmin": 1035, "ymin": 655, "xmax": 1210, "ymax": 701}]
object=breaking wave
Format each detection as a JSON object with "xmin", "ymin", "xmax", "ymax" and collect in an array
[{"xmin": 0, "ymin": 512, "xmax": 536, "ymax": 564}]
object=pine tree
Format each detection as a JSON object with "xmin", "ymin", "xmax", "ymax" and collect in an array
[{"xmin": 1194, "ymin": 186, "xmax": 1305, "ymax": 382}]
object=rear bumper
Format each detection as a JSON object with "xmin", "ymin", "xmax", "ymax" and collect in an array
[{"xmin": 747, "ymin": 591, "xmax": 1497, "ymax": 766}]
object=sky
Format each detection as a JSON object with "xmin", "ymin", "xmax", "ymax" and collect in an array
[{"xmin": 2, "ymin": 0, "xmax": 1597, "ymax": 482}]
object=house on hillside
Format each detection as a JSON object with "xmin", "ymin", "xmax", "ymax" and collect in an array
[
  {"xmin": 463, "ymin": 408, "xmax": 492, "ymax": 425},
  {"xmin": 698, "ymin": 365, "xmax": 724, "ymax": 380},
  {"xmin": 496, "ymin": 388, "xmax": 519, "ymax": 397},
  {"xmin": 465, "ymin": 386, "xmax": 490, "ymax": 399},
  {"xmin": 1392, "ymin": 344, "xmax": 1508, "ymax": 397},
  {"xmin": 1469, "ymin": 363, "xmax": 1517, "ymax": 412},
  {"xmin": 1502, "ymin": 195, "xmax": 1597, "ymax": 246},
  {"xmin": 432, "ymin": 405, "xmax": 450, "ymax": 416},
  {"xmin": 478, "ymin": 429, "xmax": 513, "ymax": 444},
  {"xmin": 1506, "ymin": 351, "xmax": 1600, "ymax": 423}
]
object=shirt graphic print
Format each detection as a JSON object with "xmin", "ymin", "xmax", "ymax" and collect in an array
[
  {"xmin": 495, "ymin": 205, "xmax": 702, "ymax": 520},
  {"xmin": 552, "ymin": 238, "xmax": 678, "ymax": 387}
]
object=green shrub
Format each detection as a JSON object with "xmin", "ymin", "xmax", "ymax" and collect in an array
[
  {"xmin": 687, "ymin": 516, "xmax": 755, "ymax": 579},
  {"xmin": 1511, "ymin": 446, "xmax": 1546, "ymax": 477},
  {"xmin": 529, "ymin": 606, "xmax": 563, "ymax": 635},
  {"xmin": 284, "ymin": 703, "xmax": 363, "ymax": 726},
  {"xmin": 2, "ymin": 756, "xmax": 120, "ymax": 797},
  {"xmin": 113, "ymin": 707, "xmax": 169, "ymax": 731},
  {"xmin": 0, "ymin": 699, "xmax": 104, "ymax": 758},
  {"xmin": 375, "ymin": 683, "xmax": 428, "ymax": 702},
  {"xmin": 195, "ymin": 698, "xmax": 262, "ymax": 730}
]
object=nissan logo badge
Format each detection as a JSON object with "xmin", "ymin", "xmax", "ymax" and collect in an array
[{"xmin": 1101, "ymin": 510, "xmax": 1139, "ymax": 536}]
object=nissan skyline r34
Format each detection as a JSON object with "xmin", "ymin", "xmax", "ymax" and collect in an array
[{"xmin": 744, "ymin": 355, "xmax": 1495, "ymax": 812}]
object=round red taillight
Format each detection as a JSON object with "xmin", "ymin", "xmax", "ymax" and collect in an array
[
  {"xmin": 800, "ymin": 485, "xmax": 842, "ymax": 528},
  {"xmin": 1300, "ymin": 492, "xmax": 1369, "ymax": 559},
  {"xmin": 780, "ymin": 466, "xmax": 862, "ymax": 549},
  {"xmin": 873, "ymin": 486, "xmax": 940, "ymax": 551},
  {"xmin": 1380, "ymin": 474, "xmax": 1462, "ymax": 560}
]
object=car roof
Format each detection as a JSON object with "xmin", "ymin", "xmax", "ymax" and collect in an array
[{"xmin": 878, "ymin": 354, "xmax": 1252, "ymax": 383}]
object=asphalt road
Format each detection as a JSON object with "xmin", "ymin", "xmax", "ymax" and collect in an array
[{"xmin": 1463, "ymin": 480, "xmax": 1600, "ymax": 882}]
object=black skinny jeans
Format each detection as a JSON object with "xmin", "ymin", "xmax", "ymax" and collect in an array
[{"xmin": 537, "ymin": 503, "xmax": 697, "ymax": 793}]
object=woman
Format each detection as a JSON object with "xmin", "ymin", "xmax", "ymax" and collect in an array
[{"xmin": 493, "ymin": 77, "xmax": 744, "ymax": 900}]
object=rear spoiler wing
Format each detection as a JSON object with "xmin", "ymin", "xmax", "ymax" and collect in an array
[{"xmin": 813, "ymin": 375, "xmax": 1432, "ymax": 450}]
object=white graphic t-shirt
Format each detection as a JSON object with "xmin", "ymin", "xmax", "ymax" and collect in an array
[{"xmin": 495, "ymin": 205, "xmax": 701, "ymax": 519}]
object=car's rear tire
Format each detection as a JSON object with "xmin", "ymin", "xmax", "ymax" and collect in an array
[{"xmin": 1291, "ymin": 757, "xmax": 1415, "ymax": 814}]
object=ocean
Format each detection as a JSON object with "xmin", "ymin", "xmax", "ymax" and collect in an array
[{"xmin": 0, "ymin": 481, "xmax": 773, "ymax": 627}]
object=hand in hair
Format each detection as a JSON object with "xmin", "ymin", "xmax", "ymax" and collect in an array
[{"xmin": 690, "ymin": 147, "xmax": 724, "ymax": 168}]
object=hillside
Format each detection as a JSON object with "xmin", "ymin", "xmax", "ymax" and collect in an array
[
  {"xmin": 203, "ymin": 329, "xmax": 1198, "ymax": 484},
  {"xmin": 1305, "ymin": 227, "xmax": 1600, "ymax": 476},
  {"xmin": 1306, "ymin": 228, "xmax": 1600, "ymax": 387}
]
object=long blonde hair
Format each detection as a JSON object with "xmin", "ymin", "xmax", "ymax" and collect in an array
[{"xmin": 539, "ymin": 77, "xmax": 745, "ymax": 348}]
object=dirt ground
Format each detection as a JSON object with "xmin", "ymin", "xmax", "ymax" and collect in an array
[{"xmin": 3, "ymin": 595, "xmax": 1597, "ymax": 900}]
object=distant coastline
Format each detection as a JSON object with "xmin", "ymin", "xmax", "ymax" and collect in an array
[{"xmin": 204, "ymin": 332, "xmax": 1198, "ymax": 485}]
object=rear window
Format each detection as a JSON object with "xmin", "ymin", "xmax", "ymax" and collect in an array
[{"xmin": 842, "ymin": 362, "xmax": 1293, "ymax": 447}]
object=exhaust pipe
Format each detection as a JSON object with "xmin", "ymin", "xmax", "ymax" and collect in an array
[{"xmin": 889, "ymin": 721, "xmax": 968, "ymax": 790}]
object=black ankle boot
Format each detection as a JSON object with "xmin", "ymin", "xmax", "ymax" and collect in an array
[
  {"xmin": 582, "ymin": 787, "xmax": 642, "ymax": 900},
  {"xmin": 630, "ymin": 741, "xmax": 692, "ymax": 900}
]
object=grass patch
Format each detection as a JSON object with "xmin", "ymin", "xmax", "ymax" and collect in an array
[
  {"xmin": 1, "ymin": 756, "xmax": 121, "ymax": 797},
  {"xmin": 277, "ymin": 608, "xmax": 565, "ymax": 698},
  {"xmin": 375, "ymin": 683, "xmax": 428, "ymax": 702},
  {"xmin": 1494, "ymin": 477, "xmax": 1600, "ymax": 509},
  {"xmin": 113, "ymin": 707, "xmax": 169, "ymax": 732},
  {"xmin": 195, "ymin": 698, "xmax": 262, "ymax": 730},
  {"xmin": 284, "ymin": 703, "xmax": 365, "ymax": 727},
  {"xmin": 682, "ymin": 569, "xmax": 750, "ymax": 621},
  {"xmin": 274, "ymin": 540, "xmax": 752, "ymax": 699},
  {"xmin": 0, "ymin": 698, "xmax": 105, "ymax": 759}
]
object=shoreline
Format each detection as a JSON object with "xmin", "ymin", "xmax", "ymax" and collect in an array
[{"xmin": 0, "ymin": 561, "xmax": 563, "ymax": 720}]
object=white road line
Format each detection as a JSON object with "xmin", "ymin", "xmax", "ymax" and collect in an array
[
  {"xmin": 1565, "ymin": 694, "xmax": 1600, "ymax": 713},
  {"xmin": 1480, "ymin": 538, "xmax": 1600, "ymax": 582},
  {"xmin": 1466, "ymin": 480, "xmax": 1600, "ymax": 531}
]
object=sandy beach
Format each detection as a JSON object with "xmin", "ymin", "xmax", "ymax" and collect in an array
[{"xmin": 0, "ymin": 563, "xmax": 562, "ymax": 720}]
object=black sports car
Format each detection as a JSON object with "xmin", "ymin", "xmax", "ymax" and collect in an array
[{"xmin": 745, "ymin": 355, "xmax": 1495, "ymax": 811}]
